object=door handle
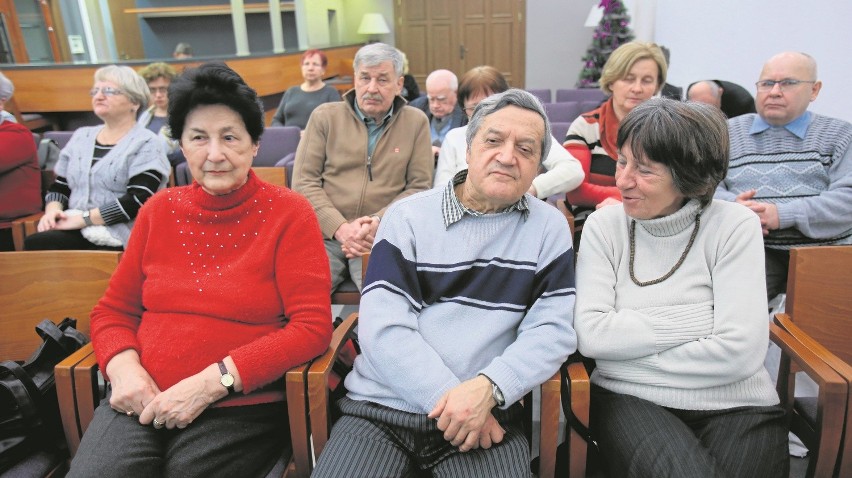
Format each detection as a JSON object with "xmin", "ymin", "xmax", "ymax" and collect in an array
[{"xmin": 459, "ymin": 44, "xmax": 465, "ymax": 60}]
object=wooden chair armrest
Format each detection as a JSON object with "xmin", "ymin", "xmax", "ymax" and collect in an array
[
  {"xmin": 566, "ymin": 361, "xmax": 590, "ymax": 478},
  {"xmin": 11, "ymin": 212, "xmax": 43, "ymax": 250},
  {"xmin": 769, "ymin": 322, "xmax": 846, "ymax": 478},
  {"xmin": 538, "ymin": 370, "xmax": 561, "ymax": 478},
  {"xmin": 55, "ymin": 343, "xmax": 98, "ymax": 458},
  {"xmin": 775, "ymin": 313, "xmax": 852, "ymax": 378},
  {"xmin": 306, "ymin": 312, "xmax": 359, "ymax": 459},
  {"xmin": 285, "ymin": 361, "xmax": 311, "ymax": 478}
]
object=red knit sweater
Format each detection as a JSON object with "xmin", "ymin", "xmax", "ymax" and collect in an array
[
  {"xmin": 90, "ymin": 171, "xmax": 332, "ymax": 406},
  {"xmin": 0, "ymin": 120, "xmax": 40, "ymax": 226}
]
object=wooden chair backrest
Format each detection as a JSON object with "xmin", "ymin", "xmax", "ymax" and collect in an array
[
  {"xmin": 252, "ymin": 167, "xmax": 287, "ymax": 188},
  {"xmin": 0, "ymin": 251, "xmax": 122, "ymax": 360},
  {"xmin": 785, "ymin": 246, "xmax": 852, "ymax": 364}
]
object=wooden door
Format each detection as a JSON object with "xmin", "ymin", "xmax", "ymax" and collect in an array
[
  {"xmin": 107, "ymin": 0, "xmax": 144, "ymax": 60},
  {"xmin": 0, "ymin": 0, "xmax": 29, "ymax": 62},
  {"xmin": 395, "ymin": 0, "xmax": 525, "ymax": 88}
]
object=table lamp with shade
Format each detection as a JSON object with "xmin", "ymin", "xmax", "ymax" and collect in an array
[{"xmin": 357, "ymin": 13, "xmax": 390, "ymax": 43}]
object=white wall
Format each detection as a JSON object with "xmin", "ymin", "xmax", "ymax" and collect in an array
[
  {"xmin": 656, "ymin": 0, "xmax": 852, "ymax": 121},
  {"xmin": 526, "ymin": 0, "xmax": 852, "ymax": 122},
  {"xmin": 525, "ymin": 0, "xmax": 597, "ymax": 91}
]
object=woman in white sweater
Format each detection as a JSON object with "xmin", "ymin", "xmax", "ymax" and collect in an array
[{"xmin": 574, "ymin": 98, "xmax": 787, "ymax": 478}]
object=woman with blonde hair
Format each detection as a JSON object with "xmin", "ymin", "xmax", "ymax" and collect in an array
[
  {"xmin": 24, "ymin": 65, "xmax": 169, "ymax": 250},
  {"xmin": 564, "ymin": 42, "xmax": 667, "ymax": 211}
]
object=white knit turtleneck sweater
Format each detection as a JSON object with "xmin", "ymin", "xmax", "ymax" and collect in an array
[{"xmin": 575, "ymin": 199, "xmax": 779, "ymax": 410}]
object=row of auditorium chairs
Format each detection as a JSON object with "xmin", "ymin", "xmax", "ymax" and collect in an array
[
  {"xmin": 544, "ymin": 101, "xmax": 602, "ymax": 124},
  {"xmin": 526, "ymin": 88, "xmax": 608, "ymax": 105},
  {"xmin": 3, "ymin": 243, "xmax": 850, "ymax": 477}
]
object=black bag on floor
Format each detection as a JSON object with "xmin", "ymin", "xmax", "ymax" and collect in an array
[{"xmin": 0, "ymin": 318, "xmax": 89, "ymax": 473}]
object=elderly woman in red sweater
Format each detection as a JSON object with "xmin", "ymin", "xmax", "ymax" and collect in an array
[{"xmin": 67, "ymin": 63, "xmax": 333, "ymax": 477}]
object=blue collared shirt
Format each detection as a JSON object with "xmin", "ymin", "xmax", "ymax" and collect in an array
[
  {"xmin": 353, "ymin": 100, "xmax": 394, "ymax": 157},
  {"xmin": 441, "ymin": 169, "xmax": 530, "ymax": 229},
  {"xmin": 750, "ymin": 111, "xmax": 813, "ymax": 139}
]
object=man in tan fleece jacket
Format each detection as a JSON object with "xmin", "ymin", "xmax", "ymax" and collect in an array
[{"xmin": 292, "ymin": 42, "xmax": 433, "ymax": 292}]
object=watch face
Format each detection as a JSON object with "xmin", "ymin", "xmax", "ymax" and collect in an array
[{"xmin": 221, "ymin": 373, "xmax": 235, "ymax": 388}]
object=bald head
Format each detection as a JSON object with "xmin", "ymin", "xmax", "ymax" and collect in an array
[
  {"xmin": 762, "ymin": 51, "xmax": 817, "ymax": 80},
  {"xmin": 425, "ymin": 69, "xmax": 459, "ymax": 118},
  {"xmin": 756, "ymin": 51, "xmax": 821, "ymax": 126},
  {"xmin": 687, "ymin": 81, "xmax": 722, "ymax": 108}
]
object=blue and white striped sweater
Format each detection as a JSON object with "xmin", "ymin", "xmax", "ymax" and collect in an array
[{"xmin": 345, "ymin": 188, "xmax": 578, "ymax": 414}]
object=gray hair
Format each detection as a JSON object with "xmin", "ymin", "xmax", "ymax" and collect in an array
[
  {"xmin": 617, "ymin": 98, "xmax": 729, "ymax": 206},
  {"xmin": 466, "ymin": 88, "xmax": 552, "ymax": 163},
  {"xmin": 0, "ymin": 71, "xmax": 13, "ymax": 100},
  {"xmin": 426, "ymin": 69, "xmax": 458, "ymax": 91},
  {"xmin": 353, "ymin": 43, "xmax": 403, "ymax": 77},
  {"xmin": 94, "ymin": 64, "xmax": 150, "ymax": 111}
]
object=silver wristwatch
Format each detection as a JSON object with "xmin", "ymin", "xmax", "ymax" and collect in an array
[
  {"xmin": 480, "ymin": 374, "xmax": 505, "ymax": 407},
  {"xmin": 82, "ymin": 210, "xmax": 93, "ymax": 227}
]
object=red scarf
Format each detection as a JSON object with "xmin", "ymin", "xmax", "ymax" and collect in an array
[{"xmin": 596, "ymin": 98, "xmax": 620, "ymax": 160}]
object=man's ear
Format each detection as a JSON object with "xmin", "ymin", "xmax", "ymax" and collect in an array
[{"xmin": 810, "ymin": 81, "xmax": 823, "ymax": 101}]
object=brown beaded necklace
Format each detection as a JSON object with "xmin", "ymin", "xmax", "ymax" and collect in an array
[{"xmin": 629, "ymin": 212, "xmax": 701, "ymax": 287}]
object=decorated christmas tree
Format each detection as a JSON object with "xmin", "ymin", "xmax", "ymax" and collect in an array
[{"xmin": 576, "ymin": 0, "xmax": 635, "ymax": 88}]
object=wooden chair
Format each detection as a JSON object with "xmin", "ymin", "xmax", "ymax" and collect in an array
[
  {"xmin": 11, "ymin": 169, "xmax": 56, "ymax": 250},
  {"xmin": 0, "ymin": 250, "xmax": 121, "ymax": 360},
  {"xmin": 771, "ymin": 245, "xmax": 852, "ymax": 477},
  {"xmin": 252, "ymin": 166, "xmax": 288, "ymax": 188},
  {"xmin": 55, "ymin": 343, "xmax": 311, "ymax": 477},
  {"xmin": 292, "ymin": 312, "xmax": 590, "ymax": 478}
]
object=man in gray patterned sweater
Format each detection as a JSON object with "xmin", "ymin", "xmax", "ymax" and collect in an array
[{"xmin": 715, "ymin": 51, "xmax": 852, "ymax": 298}]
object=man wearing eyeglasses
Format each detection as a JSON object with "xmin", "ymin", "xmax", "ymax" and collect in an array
[
  {"xmin": 409, "ymin": 69, "xmax": 467, "ymax": 159},
  {"xmin": 715, "ymin": 51, "xmax": 852, "ymax": 299}
]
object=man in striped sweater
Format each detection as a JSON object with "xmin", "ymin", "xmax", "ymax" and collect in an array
[
  {"xmin": 312, "ymin": 89, "xmax": 577, "ymax": 477},
  {"xmin": 715, "ymin": 52, "xmax": 852, "ymax": 299}
]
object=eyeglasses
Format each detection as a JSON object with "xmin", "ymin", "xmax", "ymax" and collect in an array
[
  {"xmin": 149, "ymin": 86, "xmax": 168, "ymax": 94},
  {"xmin": 755, "ymin": 79, "xmax": 816, "ymax": 92},
  {"xmin": 427, "ymin": 95, "xmax": 451, "ymax": 105},
  {"xmin": 463, "ymin": 104, "xmax": 479, "ymax": 115},
  {"xmin": 90, "ymin": 87, "xmax": 124, "ymax": 97}
]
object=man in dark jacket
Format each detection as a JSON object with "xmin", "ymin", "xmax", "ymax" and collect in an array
[
  {"xmin": 409, "ymin": 69, "xmax": 467, "ymax": 159},
  {"xmin": 687, "ymin": 80, "xmax": 756, "ymax": 118}
]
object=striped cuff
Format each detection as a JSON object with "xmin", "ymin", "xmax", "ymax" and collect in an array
[
  {"xmin": 99, "ymin": 200, "xmax": 130, "ymax": 225},
  {"xmin": 45, "ymin": 192, "xmax": 68, "ymax": 208}
]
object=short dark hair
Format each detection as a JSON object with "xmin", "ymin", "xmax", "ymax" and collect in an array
[
  {"xmin": 457, "ymin": 66, "xmax": 509, "ymax": 108},
  {"xmin": 466, "ymin": 88, "xmax": 551, "ymax": 163},
  {"xmin": 617, "ymin": 98, "xmax": 728, "ymax": 206},
  {"xmin": 168, "ymin": 62, "xmax": 264, "ymax": 144}
]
